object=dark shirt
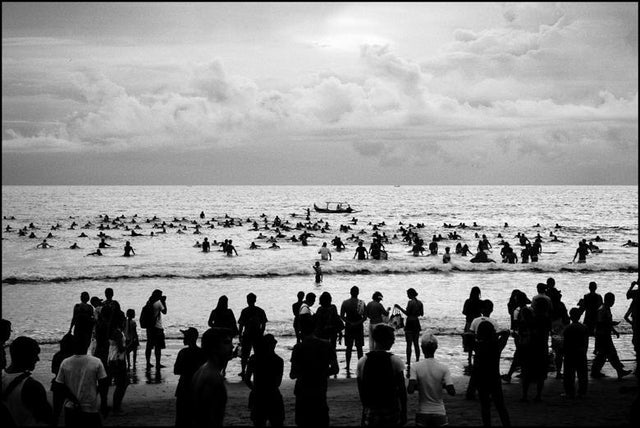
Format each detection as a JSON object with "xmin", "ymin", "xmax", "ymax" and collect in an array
[
  {"xmin": 563, "ymin": 322, "xmax": 589, "ymax": 357},
  {"xmin": 247, "ymin": 352, "xmax": 283, "ymax": 394},
  {"xmin": 290, "ymin": 335, "xmax": 338, "ymax": 396},
  {"xmin": 463, "ymin": 298, "xmax": 483, "ymax": 328},
  {"xmin": 238, "ymin": 306, "xmax": 268, "ymax": 338},
  {"xmin": 174, "ymin": 345, "xmax": 206, "ymax": 397},
  {"xmin": 208, "ymin": 308, "xmax": 239, "ymax": 336},
  {"xmin": 582, "ymin": 292, "xmax": 603, "ymax": 327}
]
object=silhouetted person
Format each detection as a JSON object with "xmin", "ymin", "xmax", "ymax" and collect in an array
[
  {"xmin": 208, "ymin": 296, "xmax": 239, "ymax": 378},
  {"xmin": 578, "ymin": 281, "xmax": 603, "ymax": 337},
  {"xmin": 462, "ymin": 287, "xmax": 483, "ymax": 366},
  {"xmin": 292, "ymin": 291, "xmax": 305, "ymax": 344},
  {"xmin": 591, "ymin": 292, "xmax": 632, "ymax": 379},
  {"xmin": 340, "ymin": 286, "xmax": 367, "ymax": 378},
  {"xmin": 2, "ymin": 336, "xmax": 54, "ymax": 426},
  {"xmin": 519, "ymin": 298, "xmax": 551, "ymax": 402},
  {"xmin": 244, "ymin": 334, "xmax": 285, "ymax": 427},
  {"xmin": 238, "ymin": 293, "xmax": 268, "ymax": 380},
  {"xmin": 393, "ymin": 288, "xmax": 424, "ymax": 376},
  {"xmin": 174, "ymin": 327, "xmax": 206, "ymax": 427},
  {"xmin": 357, "ymin": 324, "xmax": 407, "ymax": 427},
  {"xmin": 365, "ymin": 291, "xmax": 389, "ymax": 351},
  {"xmin": 68, "ymin": 291, "xmax": 95, "ymax": 347},
  {"xmin": 314, "ymin": 292, "xmax": 343, "ymax": 350},
  {"xmin": 562, "ymin": 308, "xmax": 589, "ymax": 398},
  {"xmin": 51, "ymin": 333, "xmax": 75, "ymax": 426},
  {"xmin": 145, "ymin": 289, "xmax": 167, "ymax": 370},
  {"xmin": 290, "ymin": 315, "xmax": 339, "ymax": 427}
]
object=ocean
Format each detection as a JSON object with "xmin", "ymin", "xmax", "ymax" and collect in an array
[{"xmin": 2, "ymin": 185, "xmax": 638, "ymax": 378}]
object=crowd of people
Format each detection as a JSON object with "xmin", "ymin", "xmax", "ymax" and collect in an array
[{"xmin": 1, "ymin": 277, "xmax": 639, "ymax": 427}]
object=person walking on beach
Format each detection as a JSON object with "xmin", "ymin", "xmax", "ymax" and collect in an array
[
  {"xmin": 238, "ymin": 293, "xmax": 268, "ymax": 380},
  {"xmin": 471, "ymin": 321, "xmax": 511, "ymax": 427},
  {"xmin": 292, "ymin": 291, "xmax": 305, "ymax": 344},
  {"xmin": 591, "ymin": 292, "xmax": 632, "ymax": 379},
  {"xmin": 2, "ymin": 336, "xmax": 54, "ymax": 426},
  {"xmin": 462, "ymin": 287, "xmax": 484, "ymax": 367},
  {"xmin": 365, "ymin": 292, "xmax": 389, "ymax": 352},
  {"xmin": 501, "ymin": 291, "xmax": 531, "ymax": 383},
  {"xmin": 53, "ymin": 334, "xmax": 108, "ymax": 427},
  {"xmin": 174, "ymin": 327, "xmax": 206, "ymax": 427},
  {"xmin": 208, "ymin": 296, "xmax": 239, "ymax": 378},
  {"xmin": 562, "ymin": 308, "xmax": 589, "ymax": 398},
  {"xmin": 190, "ymin": 328, "xmax": 234, "ymax": 427},
  {"xmin": 407, "ymin": 332, "xmax": 455, "ymax": 428},
  {"xmin": 290, "ymin": 314, "xmax": 339, "ymax": 427},
  {"xmin": 393, "ymin": 288, "xmax": 424, "ymax": 377},
  {"xmin": 145, "ymin": 289, "xmax": 167, "ymax": 370},
  {"xmin": 357, "ymin": 324, "xmax": 407, "ymax": 427},
  {"xmin": 577, "ymin": 282, "xmax": 603, "ymax": 338},
  {"xmin": 68, "ymin": 291, "xmax": 95, "ymax": 346},
  {"xmin": 340, "ymin": 286, "xmax": 367, "ymax": 378},
  {"xmin": 244, "ymin": 334, "xmax": 285, "ymax": 427},
  {"xmin": 123, "ymin": 241, "xmax": 135, "ymax": 257}
]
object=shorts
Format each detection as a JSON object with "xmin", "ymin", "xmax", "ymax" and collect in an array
[
  {"xmin": 416, "ymin": 413, "xmax": 448, "ymax": 427},
  {"xmin": 146, "ymin": 327, "xmax": 166, "ymax": 349},
  {"xmin": 404, "ymin": 317, "xmax": 421, "ymax": 333},
  {"xmin": 462, "ymin": 332, "xmax": 475, "ymax": 352},
  {"xmin": 344, "ymin": 325, "xmax": 364, "ymax": 348}
]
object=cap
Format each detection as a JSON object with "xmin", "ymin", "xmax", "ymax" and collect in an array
[
  {"xmin": 420, "ymin": 332, "xmax": 438, "ymax": 347},
  {"xmin": 180, "ymin": 327, "xmax": 199, "ymax": 339}
]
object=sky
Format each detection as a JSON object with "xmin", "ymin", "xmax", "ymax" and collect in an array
[{"xmin": 2, "ymin": 2, "xmax": 638, "ymax": 185}]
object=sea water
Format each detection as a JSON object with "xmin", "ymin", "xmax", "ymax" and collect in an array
[{"xmin": 2, "ymin": 185, "xmax": 638, "ymax": 377}]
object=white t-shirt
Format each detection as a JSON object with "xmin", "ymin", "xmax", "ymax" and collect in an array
[
  {"xmin": 409, "ymin": 358, "xmax": 453, "ymax": 415},
  {"xmin": 469, "ymin": 316, "xmax": 500, "ymax": 333},
  {"xmin": 318, "ymin": 247, "xmax": 331, "ymax": 260},
  {"xmin": 55, "ymin": 354, "xmax": 107, "ymax": 413},
  {"xmin": 299, "ymin": 303, "xmax": 313, "ymax": 316},
  {"xmin": 153, "ymin": 300, "xmax": 164, "ymax": 329}
]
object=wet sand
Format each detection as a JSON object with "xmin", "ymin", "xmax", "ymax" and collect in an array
[{"xmin": 25, "ymin": 339, "xmax": 638, "ymax": 426}]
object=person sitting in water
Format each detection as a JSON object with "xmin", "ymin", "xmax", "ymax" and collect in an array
[
  {"xmin": 249, "ymin": 242, "xmax": 260, "ymax": 250},
  {"xmin": 87, "ymin": 249, "xmax": 103, "ymax": 256},
  {"xmin": 469, "ymin": 251, "xmax": 495, "ymax": 263},
  {"xmin": 69, "ymin": 243, "xmax": 80, "ymax": 249},
  {"xmin": 123, "ymin": 241, "xmax": 135, "ymax": 257},
  {"xmin": 36, "ymin": 239, "xmax": 53, "ymax": 249},
  {"xmin": 98, "ymin": 238, "xmax": 111, "ymax": 248}
]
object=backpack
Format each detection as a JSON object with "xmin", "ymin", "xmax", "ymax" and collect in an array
[
  {"xmin": 139, "ymin": 302, "xmax": 156, "ymax": 329},
  {"xmin": 360, "ymin": 351, "xmax": 399, "ymax": 410}
]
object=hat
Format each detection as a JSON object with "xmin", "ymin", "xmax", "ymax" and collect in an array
[
  {"xmin": 373, "ymin": 291, "xmax": 383, "ymax": 300},
  {"xmin": 180, "ymin": 327, "xmax": 199, "ymax": 340},
  {"xmin": 421, "ymin": 332, "xmax": 438, "ymax": 347}
]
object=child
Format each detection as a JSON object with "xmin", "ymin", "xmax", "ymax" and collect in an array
[
  {"xmin": 313, "ymin": 261, "xmax": 323, "ymax": 284},
  {"xmin": 124, "ymin": 309, "xmax": 139, "ymax": 370},
  {"xmin": 51, "ymin": 333, "xmax": 74, "ymax": 426}
]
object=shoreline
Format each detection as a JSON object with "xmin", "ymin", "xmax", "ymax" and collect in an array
[{"xmin": 21, "ymin": 339, "xmax": 639, "ymax": 426}]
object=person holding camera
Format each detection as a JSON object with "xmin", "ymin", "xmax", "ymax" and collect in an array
[{"xmin": 145, "ymin": 289, "xmax": 167, "ymax": 370}]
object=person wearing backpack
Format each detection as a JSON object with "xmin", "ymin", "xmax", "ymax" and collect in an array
[
  {"xmin": 356, "ymin": 324, "xmax": 407, "ymax": 427},
  {"xmin": 1, "ymin": 336, "xmax": 54, "ymax": 427}
]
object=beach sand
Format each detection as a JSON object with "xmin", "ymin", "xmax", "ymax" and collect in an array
[{"xmin": 25, "ymin": 339, "xmax": 638, "ymax": 426}]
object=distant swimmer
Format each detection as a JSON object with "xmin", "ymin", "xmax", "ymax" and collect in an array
[
  {"xmin": 69, "ymin": 243, "xmax": 80, "ymax": 249},
  {"xmin": 200, "ymin": 211, "xmax": 205, "ymax": 219},
  {"xmin": 269, "ymin": 243, "xmax": 280, "ymax": 249},
  {"xmin": 594, "ymin": 236, "xmax": 606, "ymax": 242},
  {"xmin": 194, "ymin": 241, "xmax": 202, "ymax": 248},
  {"xmin": 225, "ymin": 239, "xmax": 238, "ymax": 256},
  {"xmin": 130, "ymin": 229, "xmax": 142, "ymax": 237},
  {"xmin": 87, "ymin": 249, "xmax": 103, "ymax": 256},
  {"xmin": 622, "ymin": 240, "xmax": 639, "ymax": 247},
  {"xmin": 28, "ymin": 232, "xmax": 37, "ymax": 239},
  {"xmin": 202, "ymin": 237, "xmax": 211, "ymax": 253},
  {"xmin": 555, "ymin": 223, "xmax": 562, "ymax": 229},
  {"xmin": 123, "ymin": 241, "xmax": 135, "ymax": 257},
  {"xmin": 249, "ymin": 242, "xmax": 260, "ymax": 250},
  {"xmin": 442, "ymin": 247, "xmax": 451, "ymax": 263},
  {"xmin": 353, "ymin": 241, "xmax": 369, "ymax": 260},
  {"xmin": 588, "ymin": 241, "xmax": 603, "ymax": 253},
  {"xmin": 98, "ymin": 238, "xmax": 111, "ymax": 248},
  {"xmin": 36, "ymin": 239, "xmax": 53, "ymax": 248}
]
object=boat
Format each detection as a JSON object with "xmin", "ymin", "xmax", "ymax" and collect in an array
[{"xmin": 313, "ymin": 201, "xmax": 358, "ymax": 214}]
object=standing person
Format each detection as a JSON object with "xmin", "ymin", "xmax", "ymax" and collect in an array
[
  {"xmin": 299, "ymin": 293, "xmax": 316, "ymax": 318},
  {"xmin": 502, "ymin": 291, "xmax": 531, "ymax": 383},
  {"xmin": 105, "ymin": 327, "xmax": 128, "ymax": 415},
  {"xmin": 123, "ymin": 241, "xmax": 135, "ymax": 257},
  {"xmin": 244, "ymin": 334, "xmax": 285, "ymax": 427},
  {"xmin": 190, "ymin": 328, "xmax": 234, "ymax": 427},
  {"xmin": 54, "ymin": 334, "xmax": 108, "ymax": 427},
  {"xmin": 365, "ymin": 292, "xmax": 389, "ymax": 352},
  {"xmin": 123, "ymin": 309, "xmax": 139, "ymax": 371},
  {"xmin": 314, "ymin": 292, "xmax": 343, "ymax": 351},
  {"xmin": 591, "ymin": 292, "xmax": 632, "ymax": 379},
  {"xmin": 174, "ymin": 327, "xmax": 206, "ymax": 427},
  {"xmin": 202, "ymin": 237, "xmax": 211, "ymax": 253},
  {"xmin": 549, "ymin": 289, "xmax": 570, "ymax": 379},
  {"xmin": 462, "ymin": 287, "xmax": 483, "ymax": 366},
  {"xmin": 290, "ymin": 315, "xmax": 339, "ymax": 427},
  {"xmin": 207, "ymin": 296, "xmax": 239, "ymax": 378},
  {"xmin": 292, "ymin": 291, "xmax": 305, "ymax": 344},
  {"xmin": 145, "ymin": 289, "xmax": 167, "ymax": 370},
  {"xmin": 578, "ymin": 282, "xmax": 603, "ymax": 338},
  {"xmin": 353, "ymin": 241, "xmax": 369, "ymax": 260},
  {"xmin": 357, "ymin": 324, "xmax": 407, "ymax": 427},
  {"xmin": 393, "ymin": 288, "xmax": 424, "ymax": 377},
  {"xmin": 225, "ymin": 239, "xmax": 238, "ymax": 256},
  {"xmin": 51, "ymin": 334, "xmax": 75, "ymax": 426},
  {"xmin": 237, "ymin": 293, "xmax": 268, "ymax": 380},
  {"xmin": 0, "ymin": 319, "xmax": 12, "ymax": 372},
  {"xmin": 466, "ymin": 300, "xmax": 500, "ymax": 400},
  {"xmin": 572, "ymin": 241, "xmax": 589, "ymax": 263},
  {"xmin": 407, "ymin": 333, "xmax": 455, "ymax": 428},
  {"xmin": 340, "ymin": 286, "xmax": 367, "ymax": 378},
  {"xmin": 68, "ymin": 291, "xmax": 95, "ymax": 346},
  {"xmin": 318, "ymin": 242, "xmax": 332, "ymax": 261},
  {"xmin": 562, "ymin": 308, "xmax": 589, "ymax": 398},
  {"xmin": 624, "ymin": 280, "xmax": 639, "ymax": 369},
  {"xmin": 471, "ymin": 322, "xmax": 511, "ymax": 427},
  {"xmin": 313, "ymin": 262, "xmax": 323, "ymax": 284},
  {"xmin": 442, "ymin": 247, "xmax": 451, "ymax": 263},
  {"xmin": 519, "ymin": 298, "xmax": 551, "ymax": 402},
  {"xmin": 2, "ymin": 336, "xmax": 54, "ymax": 426}
]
